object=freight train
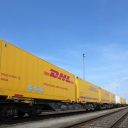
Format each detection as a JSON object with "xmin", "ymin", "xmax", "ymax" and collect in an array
[{"xmin": 0, "ymin": 40, "xmax": 127, "ymax": 118}]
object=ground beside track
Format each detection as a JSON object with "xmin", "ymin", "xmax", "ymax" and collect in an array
[{"xmin": 0, "ymin": 107, "xmax": 127, "ymax": 128}]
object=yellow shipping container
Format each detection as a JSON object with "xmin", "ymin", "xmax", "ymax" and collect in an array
[
  {"xmin": 76, "ymin": 77, "xmax": 100, "ymax": 103},
  {"xmin": 120, "ymin": 97, "xmax": 126, "ymax": 104},
  {"xmin": 99, "ymin": 88, "xmax": 111, "ymax": 103},
  {"xmin": 110, "ymin": 93, "xmax": 115, "ymax": 104},
  {"xmin": 0, "ymin": 40, "xmax": 76, "ymax": 102}
]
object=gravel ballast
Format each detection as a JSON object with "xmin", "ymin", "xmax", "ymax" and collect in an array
[{"xmin": 2, "ymin": 107, "xmax": 127, "ymax": 128}]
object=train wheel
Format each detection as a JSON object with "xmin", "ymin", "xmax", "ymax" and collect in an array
[
  {"xmin": 17, "ymin": 111, "xmax": 25, "ymax": 118},
  {"xmin": 28, "ymin": 107, "xmax": 42, "ymax": 117},
  {"xmin": 0, "ymin": 105, "xmax": 18, "ymax": 118}
]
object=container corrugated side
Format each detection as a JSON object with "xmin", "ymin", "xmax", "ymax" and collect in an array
[
  {"xmin": 99, "ymin": 88, "xmax": 111, "ymax": 103},
  {"xmin": 76, "ymin": 77, "xmax": 100, "ymax": 103},
  {"xmin": 0, "ymin": 40, "xmax": 76, "ymax": 102}
]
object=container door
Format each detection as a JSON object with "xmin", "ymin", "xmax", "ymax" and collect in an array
[{"xmin": 0, "ymin": 41, "xmax": 10, "ymax": 90}]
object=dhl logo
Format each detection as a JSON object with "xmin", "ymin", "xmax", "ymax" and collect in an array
[
  {"xmin": 44, "ymin": 69, "xmax": 74, "ymax": 84},
  {"xmin": 89, "ymin": 86, "xmax": 98, "ymax": 93},
  {"xmin": 105, "ymin": 92, "xmax": 110, "ymax": 96}
]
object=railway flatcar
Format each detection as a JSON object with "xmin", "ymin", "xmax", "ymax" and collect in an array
[
  {"xmin": 110, "ymin": 92, "xmax": 115, "ymax": 108},
  {"xmin": 99, "ymin": 88, "xmax": 111, "ymax": 109},
  {"xmin": 0, "ymin": 39, "xmax": 127, "ymax": 118},
  {"xmin": 120, "ymin": 97, "xmax": 126, "ymax": 105},
  {"xmin": 110, "ymin": 93, "xmax": 115, "ymax": 104},
  {"xmin": 115, "ymin": 95, "xmax": 121, "ymax": 107},
  {"xmin": 0, "ymin": 40, "xmax": 77, "ymax": 117},
  {"xmin": 75, "ymin": 77, "xmax": 100, "ymax": 110}
]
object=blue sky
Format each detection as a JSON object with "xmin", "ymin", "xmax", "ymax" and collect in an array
[{"xmin": 0, "ymin": 0, "xmax": 128, "ymax": 99}]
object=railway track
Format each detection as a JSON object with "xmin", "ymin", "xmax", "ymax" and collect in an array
[
  {"xmin": 0, "ymin": 109, "xmax": 87, "ymax": 125},
  {"xmin": 69, "ymin": 107, "xmax": 128, "ymax": 128},
  {"xmin": 0, "ymin": 107, "xmax": 127, "ymax": 128}
]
